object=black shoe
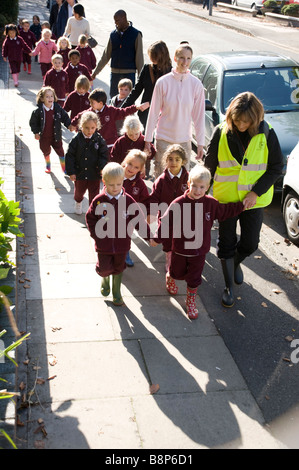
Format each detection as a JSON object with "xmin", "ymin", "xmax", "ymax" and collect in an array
[{"xmin": 220, "ymin": 258, "xmax": 235, "ymax": 308}]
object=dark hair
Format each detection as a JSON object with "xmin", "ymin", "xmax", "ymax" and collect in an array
[
  {"xmin": 73, "ymin": 3, "xmax": 85, "ymax": 17},
  {"xmin": 68, "ymin": 49, "xmax": 80, "ymax": 59},
  {"xmin": 89, "ymin": 88, "xmax": 107, "ymax": 105},
  {"xmin": 148, "ymin": 41, "xmax": 172, "ymax": 75},
  {"xmin": 5, "ymin": 24, "xmax": 18, "ymax": 36}
]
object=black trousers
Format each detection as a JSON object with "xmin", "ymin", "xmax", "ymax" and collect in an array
[{"xmin": 217, "ymin": 207, "xmax": 264, "ymax": 259}]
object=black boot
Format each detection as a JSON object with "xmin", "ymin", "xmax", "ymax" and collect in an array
[
  {"xmin": 220, "ymin": 258, "xmax": 235, "ymax": 307},
  {"xmin": 234, "ymin": 252, "xmax": 246, "ymax": 285}
]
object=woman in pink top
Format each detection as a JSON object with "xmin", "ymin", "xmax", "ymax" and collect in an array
[{"xmin": 144, "ymin": 42, "xmax": 205, "ymax": 178}]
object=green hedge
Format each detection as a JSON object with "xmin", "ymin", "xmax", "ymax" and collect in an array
[
  {"xmin": 281, "ymin": 3, "xmax": 299, "ymax": 17},
  {"xmin": 0, "ymin": 0, "xmax": 19, "ymax": 26}
]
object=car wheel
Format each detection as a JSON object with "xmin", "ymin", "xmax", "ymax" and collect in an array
[{"xmin": 283, "ymin": 191, "xmax": 299, "ymax": 246}]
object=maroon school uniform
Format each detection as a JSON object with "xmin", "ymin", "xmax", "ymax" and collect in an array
[
  {"xmin": 64, "ymin": 62, "xmax": 92, "ymax": 92},
  {"xmin": 63, "ymin": 90, "xmax": 90, "ymax": 119},
  {"xmin": 44, "ymin": 68, "xmax": 69, "ymax": 106},
  {"xmin": 39, "ymin": 106, "xmax": 64, "ymax": 157},
  {"xmin": 19, "ymin": 29, "xmax": 36, "ymax": 64},
  {"xmin": 110, "ymin": 133, "xmax": 156, "ymax": 164},
  {"xmin": 123, "ymin": 173, "xmax": 149, "ymax": 204},
  {"xmin": 2, "ymin": 36, "xmax": 32, "ymax": 73},
  {"xmin": 75, "ymin": 45, "xmax": 96, "ymax": 74},
  {"xmin": 58, "ymin": 48, "xmax": 71, "ymax": 68}
]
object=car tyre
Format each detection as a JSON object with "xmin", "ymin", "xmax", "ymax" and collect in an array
[{"xmin": 283, "ymin": 191, "xmax": 299, "ymax": 246}]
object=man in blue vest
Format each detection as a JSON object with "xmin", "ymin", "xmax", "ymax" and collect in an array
[{"xmin": 91, "ymin": 10, "xmax": 144, "ymax": 99}]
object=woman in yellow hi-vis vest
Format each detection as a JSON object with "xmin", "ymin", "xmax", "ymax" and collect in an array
[{"xmin": 204, "ymin": 92, "xmax": 283, "ymax": 307}]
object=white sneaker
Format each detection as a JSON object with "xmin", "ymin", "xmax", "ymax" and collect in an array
[{"xmin": 75, "ymin": 201, "xmax": 82, "ymax": 215}]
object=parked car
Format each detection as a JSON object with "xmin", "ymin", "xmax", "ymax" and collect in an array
[
  {"xmin": 282, "ymin": 142, "xmax": 299, "ymax": 245},
  {"xmin": 231, "ymin": 0, "xmax": 264, "ymax": 10},
  {"xmin": 190, "ymin": 51, "xmax": 299, "ymax": 188}
]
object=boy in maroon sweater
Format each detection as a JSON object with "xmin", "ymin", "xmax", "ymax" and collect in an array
[
  {"xmin": 64, "ymin": 49, "xmax": 92, "ymax": 93},
  {"xmin": 86, "ymin": 162, "xmax": 152, "ymax": 306},
  {"xmin": 151, "ymin": 164, "xmax": 244, "ymax": 320},
  {"xmin": 19, "ymin": 19, "xmax": 36, "ymax": 74},
  {"xmin": 44, "ymin": 54, "xmax": 69, "ymax": 107},
  {"xmin": 63, "ymin": 75, "xmax": 90, "ymax": 119},
  {"xmin": 72, "ymin": 88, "xmax": 149, "ymax": 155}
]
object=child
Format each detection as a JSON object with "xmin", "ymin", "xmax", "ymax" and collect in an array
[
  {"xmin": 122, "ymin": 149, "xmax": 150, "ymax": 266},
  {"xmin": 2, "ymin": 24, "xmax": 32, "ymax": 87},
  {"xmin": 76, "ymin": 34, "xmax": 96, "ymax": 75},
  {"xmin": 30, "ymin": 28, "xmax": 58, "ymax": 77},
  {"xmin": 41, "ymin": 21, "xmax": 57, "ymax": 42},
  {"xmin": 151, "ymin": 164, "xmax": 244, "ymax": 320},
  {"xmin": 111, "ymin": 115, "xmax": 156, "ymax": 167},
  {"xmin": 65, "ymin": 111, "xmax": 109, "ymax": 214},
  {"xmin": 29, "ymin": 86, "xmax": 72, "ymax": 174},
  {"xmin": 63, "ymin": 75, "xmax": 90, "ymax": 119},
  {"xmin": 19, "ymin": 19, "xmax": 36, "ymax": 74},
  {"xmin": 43, "ymin": 54, "xmax": 69, "ymax": 107},
  {"xmin": 147, "ymin": 144, "xmax": 189, "ymax": 272},
  {"xmin": 64, "ymin": 49, "xmax": 92, "ymax": 93},
  {"xmin": 110, "ymin": 78, "xmax": 133, "ymax": 136},
  {"xmin": 71, "ymin": 88, "xmax": 149, "ymax": 155},
  {"xmin": 85, "ymin": 162, "xmax": 152, "ymax": 306},
  {"xmin": 57, "ymin": 36, "xmax": 71, "ymax": 69},
  {"xmin": 30, "ymin": 15, "xmax": 41, "ymax": 42}
]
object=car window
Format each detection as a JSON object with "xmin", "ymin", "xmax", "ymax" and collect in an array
[
  {"xmin": 202, "ymin": 65, "xmax": 218, "ymax": 107},
  {"xmin": 190, "ymin": 59, "xmax": 209, "ymax": 82}
]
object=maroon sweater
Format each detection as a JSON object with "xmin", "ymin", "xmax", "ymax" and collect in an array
[
  {"xmin": 110, "ymin": 133, "xmax": 156, "ymax": 164},
  {"xmin": 75, "ymin": 45, "xmax": 96, "ymax": 73},
  {"xmin": 86, "ymin": 188, "xmax": 152, "ymax": 254},
  {"xmin": 154, "ymin": 191, "xmax": 244, "ymax": 256},
  {"xmin": 19, "ymin": 30, "xmax": 36, "ymax": 50},
  {"xmin": 123, "ymin": 173, "xmax": 150, "ymax": 204},
  {"xmin": 58, "ymin": 48, "xmax": 71, "ymax": 68},
  {"xmin": 64, "ymin": 62, "xmax": 92, "ymax": 92},
  {"xmin": 63, "ymin": 90, "xmax": 90, "ymax": 119},
  {"xmin": 2, "ymin": 36, "xmax": 32, "ymax": 63},
  {"xmin": 44, "ymin": 68, "xmax": 69, "ymax": 100}
]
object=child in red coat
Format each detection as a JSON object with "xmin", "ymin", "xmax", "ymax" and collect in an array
[{"xmin": 2, "ymin": 24, "xmax": 32, "ymax": 87}]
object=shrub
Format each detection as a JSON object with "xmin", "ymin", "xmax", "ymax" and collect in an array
[
  {"xmin": 0, "ymin": 0, "xmax": 18, "ymax": 26},
  {"xmin": 263, "ymin": 0, "xmax": 278, "ymax": 7},
  {"xmin": 281, "ymin": 3, "xmax": 299, "ymax": 16}
]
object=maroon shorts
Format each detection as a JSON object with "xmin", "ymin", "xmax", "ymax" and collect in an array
[
  {"xmin": 169, "ymin": 252, "xmax": 206, "ymax": 289},
  {"xmin": 74, "ymin": 179, "xmax": 100, "ymax": 204},
  {"xmin": 39, "ymin": 137, "xmax": 64, "ymax": 157},
  {"xmin": 96, "ymin": 252, "xmax": 126, "ymax": 277},
  {"xmin": 9, "ymin": 60, "xmax": 21, "ymax": 74},
  {"xmin": 40, "ymin": 62, "xmax": 52, "ymax": 77}
]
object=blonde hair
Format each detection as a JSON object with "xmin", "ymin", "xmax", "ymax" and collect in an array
[
  {"xmin": 188, "ymin": 163, "xmax": 211, "ymax": 185},
  {"xmin": 78, "ymin": 34, "xmax": 88, "ymax": 45},
  {"xmin": 36, "ymin": 86, "xmax": 57, "ymax": 104},
  {"xmin": 41, "ymin": 28, "xmax": 52, "ymax": 39},
  {"xmin": 225, "ymin": 92, "xmax": 264, "ymax": 137},
  {"xmin": 57, "ymin": 36, "xmax": 71, "ymax": 49},
  {"xmin": 162, "ymin": 144, "xmax": 188, "ymax": 169},
  {"xmin": 51, "ymin": 53, "xmax": 63, "ymax": 63},
  {"xmin": 102, "ymin": 162, "xmax": 125, "ymax": 183},
  {"xmin": 122, "ymin": 149, "xmax": 147, "ymax": 169},
  {"xmin": 79, "ymin": 111, "xmax": 101, "ymax": 131},
  {"xmin": 74, "ymin": 75, "xmax": 90, "ymax": 92},
  {"xmin": 121, "ymin": 115, "xmax": 143, "ymax": 135}
]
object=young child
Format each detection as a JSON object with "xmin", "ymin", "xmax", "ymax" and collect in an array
[
  {"xmin": 71, "ymin": 88, "xmax": 149, "ymax": 156},
  {"xmin": 75, "ymin": 34, "xmax": 96, "ymax": 75},
  {"xmin": 85, "ymin": 162, "xmax": 152, "ymax": 306},
  {"xmin": 30, "ymin": 28, "xmax": 58, "ymax": 77},
  {"xmin": 29, "ymin": 86, "xmax": 72, "ymax": 174},
  {"xmin": 64, "ymin": 49, "xmax": 92, "ymax": 93},
  {"xmin": 111, "ymin": 115, "xmax": 156, "ymax": 167},
  {"xmin": 41, "ymin": 21, "xmax": 57, "ymax": 42},
  {"xmin": 65, "ymin": 111, "xmax": 109, "ymax": 214},
  {"xmin": 30, "ymin": 15, "xmax": 41, "ymax": 42},
  {"xmin": 151, "ymin": 164, "xmax": 244, "ymax": 320},
  {"xmin": 44, "ymin": 54, "xmax": 69, "ymax": 107},
  {"xmin": 63, "ymin": 75, "xmax": 90, "ymax": 119},
  {"xmin": 2, "ymin": 24, "xmax": 32, "ymax": 87},
  {"xmin": 110, "ymin": 78, "xmax": 133, "ymax": 136},
  {"xmin": 147, "ymin": 144, "xmax": 189, "ymax": 272},
  {"xmin": 122, "ymin": 149, "xmax": 150, "ymax": 266},
  {"xmin": 57, "ymin": 36, "xmax": 71, "ymax": 69},
  {"xmin": 19, "ymin": 19, "xmax": 36, "ymax": 74}
]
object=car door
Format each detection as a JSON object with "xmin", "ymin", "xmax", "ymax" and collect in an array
[{"xmin": 201, "ymin": 64, "xmax": 220, "ymax": 146}]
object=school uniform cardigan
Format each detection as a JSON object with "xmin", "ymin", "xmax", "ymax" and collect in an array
[
  {"xmin": 110, "ymin": 133, "xmax": 156, "ymax": 164},
  {"xmin": 63, "ymin": 90, "xmax": 90, "ymax": 119},
  {"xmin": 123, "ymin": 173, "xmax": 150, "ymax": 204},
  {"xmin": 2, "ymin": 36, "xmax": 32, "ymax": 63},
  {"xmin": 19, "ymin": 30, "xmax": 36, "ymax": 50},
  {"xmin": 64, "ymin": 62, "xmax": 92, "ymax": 92},
  {"xmin": 44, "ymin": 68, "xmax": 69, "ymax": 100},
  {"xmin": 65, "ymin": 131, "xmax": 109, "ymax": 180},
  {"xmin": 75, "ymin": 45, "xmax": 96, "ymax": 73},
  {"xmin": 29, "ymin": 102, "xmax": 71, "ymax": 142}
]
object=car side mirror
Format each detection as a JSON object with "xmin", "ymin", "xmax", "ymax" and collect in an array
[
  {"xmin": 205, "ymin": 99, "xmax": 214, "ymax": 111},
  {"xmin": 205, "ymin": 99, "xmax": 219, "ymax": 125}
]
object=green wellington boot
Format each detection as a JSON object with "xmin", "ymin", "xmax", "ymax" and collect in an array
[
  {"xmin": 112, "ymin": 273, "xmax": 124, "ymax": 306},
  {"xmin": 101, "ymin": 276, "xmax": 110, "ymax": 297}
]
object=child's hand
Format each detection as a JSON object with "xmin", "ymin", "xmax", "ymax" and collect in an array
[
  {"xmin": 195, "ymin": 145, "xmax": 204, "ymax": 160},
  {"xmin": 137, "ymin": 102, "xmax": 150, "ymax": 112},
  {"xmin": 35, "ymin": 134, "xmax": 40, "ymax": 140},
  {"xmin": 3, "ymin": 57, "xmax": 7, "ymax": 62},
  {"xmin": 149, "ymin": 239, "xmax": 158, "ymax": 247},
  {"xmin": 69, "ymin": 174, "xmax": 76, "ymax": 182},
  {"xmin": 68, "ymin": 125, "xmax": 75, "ymax": 132}
]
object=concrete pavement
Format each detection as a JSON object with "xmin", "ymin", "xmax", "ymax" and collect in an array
[{"xmin": 0, "ymin": 0, "xmax": 291, "ymax": 450}]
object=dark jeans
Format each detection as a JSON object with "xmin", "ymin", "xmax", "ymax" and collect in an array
[
  {"xmin": 110, "ymin": 72, "xmax": 136, "ymax": 99},
  {"xmin": 217, "ymin": 207, "xmax": 264, "ymax": 259}
]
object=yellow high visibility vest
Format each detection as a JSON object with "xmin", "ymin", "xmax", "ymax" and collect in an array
[{"xmin": 213, "ymin": 122, "xmax": 273, "ymax": 209}]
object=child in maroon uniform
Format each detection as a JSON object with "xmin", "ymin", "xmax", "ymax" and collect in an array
[
  {"xmin": 147, "ymin": 144, "xmax": 189, "ymax": 272},
  {"xmin": 122, "ymin": 149, "xmax": 149, "ymax": 266},
  {"xmin": 2, "ymin": 24, "xmax": 32, "ymax": 87},
  {"xmin": 72, "ymin": 89, "xmax": 149, "ymax": 155},
  {"xmin": 64, "ymin": 49, "xmax": 92, "ymax": 93},
  {"xmin": 86, "ymin": 162, "xmax": 152, "ymax": 306},
  {"xmin": 19, "ymin": 19, "xmax": 36, "ymax": 74},
  {"xmin": 111, "ymin": 115, "xmax": 156, "ymax": 166},
  {"xmin": 44, "ymin": 54, "xmax": 69, "ymax": 107},
  {"xmin": 110, "ymin": 78, "xmax": 133, "ymax": 137},
  {"xmin": 76, "ymin": 34, "xmax": 96, "ymax": 75},
  {"xmin": 57, "ymin": 36, "xmax": 71, "ymax": 69},
  {"xmin": 151, "ymin": 164, "xmax": 244, "ymax": 320},
  {"xmin": 63, "ymin": 75, "xmax": 90, "ymax": 119},
  {"xmin": 29, "ymin": 86, "xmax": 72, "ymax": 174}
]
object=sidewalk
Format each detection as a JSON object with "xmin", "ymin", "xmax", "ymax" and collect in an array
[{"xmin": 0, "ymin": 0, "xmax": 287, "ymax": 450}]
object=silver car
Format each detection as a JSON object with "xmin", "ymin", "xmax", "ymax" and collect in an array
[{"xmin": 282, "ymin": 142, "xmax": 299, "ymax": 245}]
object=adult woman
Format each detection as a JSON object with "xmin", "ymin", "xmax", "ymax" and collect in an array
[
  {"xmin": 50, "ymin": 0, "xmax": 65, "ymax": 38},
  {"xmin": 64, "ymin": 3, "xmax": 90, "ymax": 48},
  {"xmin": 144, "ymin": 42, "xmax": 205, "ymax": 178},
  {"xmin": 204, "ymin": 92, "xmax": 283, "ymax": 307},
  {"xmin": 121, "ymin": 40, "xmax": 172, "ymax": 177}
]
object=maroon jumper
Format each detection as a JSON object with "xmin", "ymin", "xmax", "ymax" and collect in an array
[
  {"xmin": 110, "ymin": 133, "xmax": 156, "ymax": 165},
  {"xmin": 64, "ymin": 62, "xmax": 92, "ymax": 92},
  {"xmin": 75, "ymin": 45, "xmax": 96, "ymax": 74},
  {"xmin": 63, "ymin": 90, "xmax": 90, "ymax": 119},
  {"xmin": 44, "ymin": 68, "xmax": 69, "ymax": 105},
  {"xmin": 2, "ymin": 36, "xmax": 32, "ymax": 73}
]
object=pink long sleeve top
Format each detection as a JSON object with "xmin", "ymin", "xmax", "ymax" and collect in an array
[
  {"xmin": 144, "ymin": 69, "xmax": 205, "ymax": 146},
  {"xmin": 31, "ymin": 39, "xmax": 57, "ymax": 64}
]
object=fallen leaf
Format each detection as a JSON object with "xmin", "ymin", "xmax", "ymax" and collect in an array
[
  {"xmin": 36, "ymin": 378, "xmax": 45, "ymax": 385},
  {"xmin": 23, "ymin": 284, "xmax": 31, "ymax": 289},
  {"xmin": 283, "ymin": 357, "xmax": 291, "ymax": 362},
  {"xmin": 34, "ymin": 440, "xmax": 45, "ymax": 449},
  {"xmin": 48, "ymin": 355, "xmax": 57, "ymax": 366},
  {"xmin": 149, "ymin": 384, "xmax": 160, "ymax": 395},
  {"xmin": 272, "ymin": 289, "xmax": 282, "ymax": 294},
  {"xmin": 285, "ymin": 336, "xmax": 294, "ymax": 342},
  {"xmin": 47, "ymin": 375, "xmax": 57, "ymax": 381},
  {"xmin": 19, "ymin": 381, "xmax": 26, "ymax": 391},
  {"xmin": 17, "ymin": 416, "xmax": 24, "ymax": 426},
  {"xmin": 261, "ymin": 302, "xmax": 268, "ymax": 308}
]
